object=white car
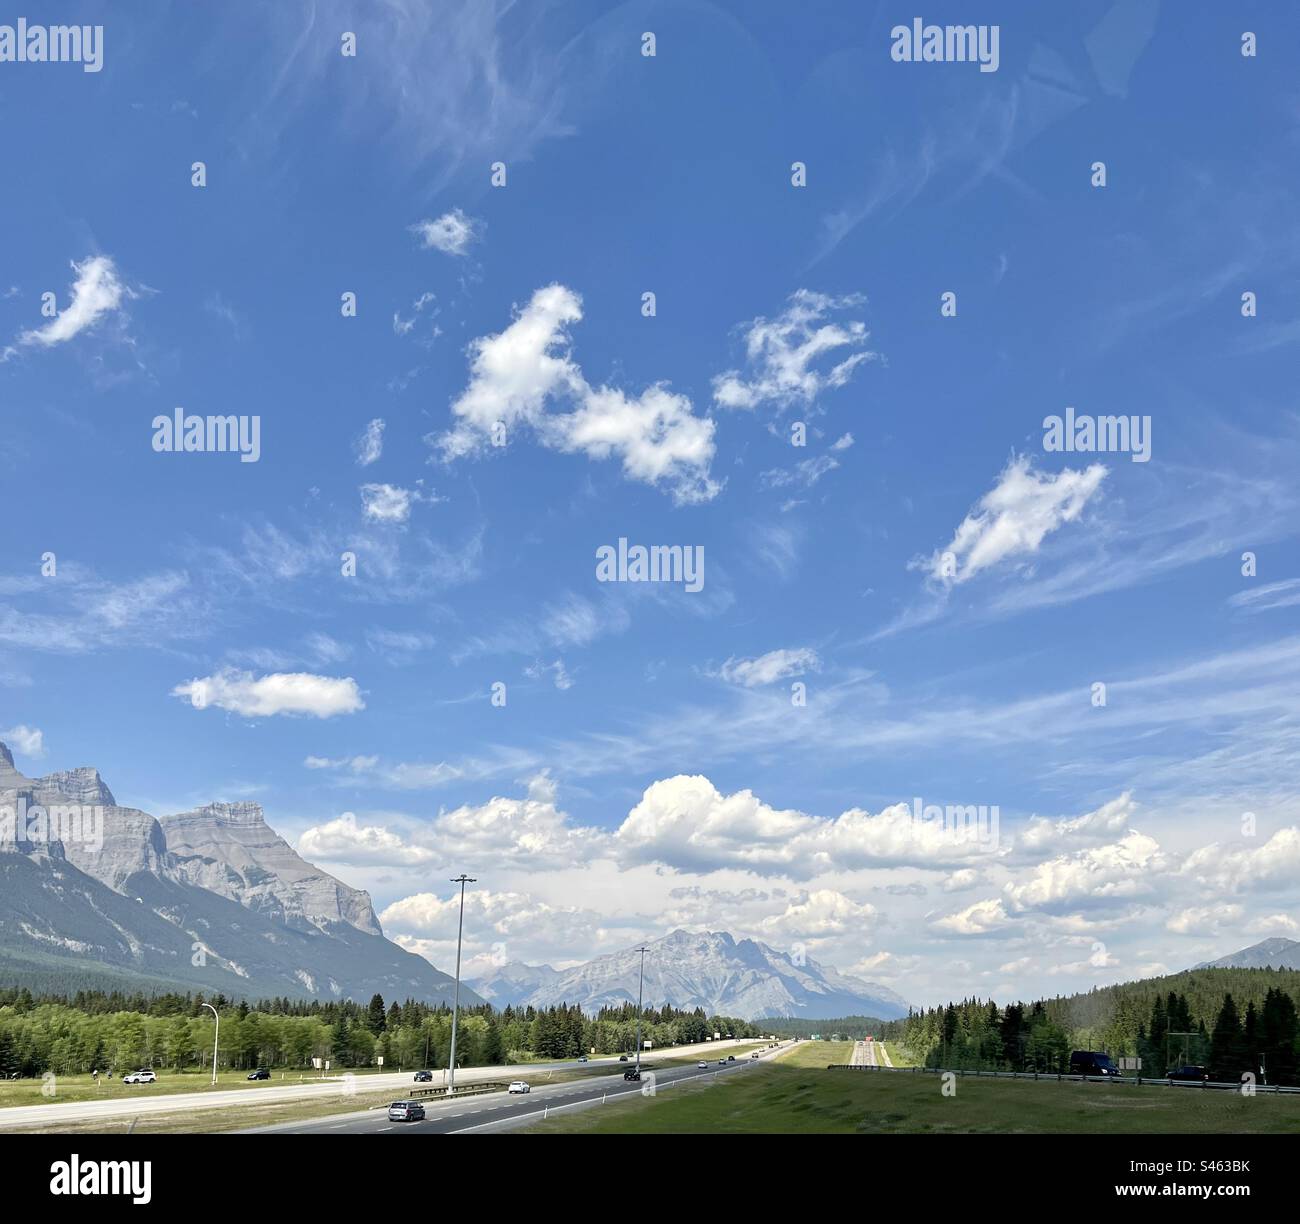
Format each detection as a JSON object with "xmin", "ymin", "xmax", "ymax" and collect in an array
[
  {"xmin": 507, "ymin": 1081, "xmax": 530, "ymax": 1094},
  {"xmin": 697, "ymin": 1061, "xmax": 709, "ymax": 1069},
  {"xmin": 122, "ymin": 1070, "xmax": 157, "ymax": 1085}
]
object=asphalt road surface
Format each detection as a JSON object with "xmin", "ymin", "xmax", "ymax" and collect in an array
[
  {"xmin": 0, "ymin": 1038, "xmax": 765, "ymax": 1131},
  {"xmin": 251, "ymin": 1048, "xmax": 787, "ymax": 1135}
]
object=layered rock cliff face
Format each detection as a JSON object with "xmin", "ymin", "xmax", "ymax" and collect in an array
[
  {"xmin": 164, "ymin": 801, "xmax": 381, "ymax": 936},
  {"xmin": 0, "ymin": 742, "xmax": 474, "ymax": 1005}
]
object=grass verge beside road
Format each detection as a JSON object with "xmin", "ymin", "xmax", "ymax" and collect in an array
[{"xmin": 525, "ymin": 1060, "xmax": 1300, "ymax": 1134}]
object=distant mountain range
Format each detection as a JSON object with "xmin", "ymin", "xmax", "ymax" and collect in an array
[
  {"xmin": 1194, "ymin": 937, "xmax": 1300, "ymax": 971},
  {"xmin": 0, "ymin": 742, "xmax": 480, "ymax": 1006},
  {"xmin": 468, "ymin": 929, "xmax": 911, "ymax": 1021}
]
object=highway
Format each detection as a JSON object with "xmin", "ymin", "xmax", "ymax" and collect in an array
[
  {"xmin": 251, "ymin": 1046, "xmax": 788, "ymax": 1135},
  {"xmin": 0, "ymin": 1038, "xmax": 768, "ymax": 1132}
]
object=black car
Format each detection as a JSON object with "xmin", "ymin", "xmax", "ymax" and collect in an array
[
  {"xmin": 1069, "ymin": 1050, "xmax": 1121, "ymax": 1078},
  {"xmin": 247, "ymin": 1068, "xmax": 270, "ymax": 1081},
  {"xmin": 413, "ymin": 1070, "xmax": 433, "ymax": 1083},
  {"xmin": 623, "ymin": 1068, "xmax": 641, "ymax": 1081},
  {"xmin": 618, "ymin": 1054, "xmax": 629, "ymax": 1062},
  {"xmin": 1169, "ymin": 1065, "xmax": 1209, "ymax": 1083}
]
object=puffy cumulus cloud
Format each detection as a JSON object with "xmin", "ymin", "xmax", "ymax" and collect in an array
[
  {"xmin": 432, "ymin": 284, "xmax": 719, "ymax": 505},
  {"xmin": 172, "ymin": 668, "xmax": 364, "ymax": 718},
  {"xmin": 0, "ymin": 724, "xmax": 44, "ymax": 757},
  {"xmin": 615, "ymin": 776, "xmax": 998, "ymax": 876},
  {"xmin": 1004, "ymin": 830, "xmax": 1167, "ymax": 912},
  {"xmin": 410, "ymin": 208, "xmax": 483, "ymax": 256},
  {"xmin": 718, "ymin": 647, "xmax": 821, "ymax": 688},
  {"xmin": 428, "ymin": 782, "xmax": 606, "ymax": 870},
  {"xmin": 917, "ymin": 455, "xmax": 1106, "ymax": 585},
  {"xmin": 941, "ymin": 868, "xmax": 981, "ymax": 893},
  {"xmin": 298, "ymin": 811, "xmax": 436, "ymax": 867},
  {"xmin": 755, "ymin": 889, "xmax": 880, "ymax": 940},
  {"xmin": 1247, "ymin": 914, "xmax": 1300, "ymax": 935},
  {"xmin": 382, "ymin": 888, "xmax": 620, "ymax": 967},
  {"xmin": 930, "ymin": 898, "xmax": 1012, "ymax": 936},
  {"xmin": 1180, "ymin": 827, "xmax": 1300, "ymax": 892},
  {"xmin": 1165, "ymin": 904, "xmax": 1243, "ymax": 935},
  {"xmin": 712, "ymin": 290, "xmax": 874, "ymax": 412},
  {"xmin": 354, "ymin": 419, "xmax": 385, "ymax": 466},
  {"xmin": 1015, "ymin": 793, "xmax": 1136, "ymax": 855},
  {"xmin": 17, "ymin": 255, "xmax": 132, "ymax": 349}
]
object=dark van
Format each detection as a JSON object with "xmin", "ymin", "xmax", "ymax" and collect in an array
[{"xmin": 1069, "ymin": 1050, "xmax": 1121, "ymax": 1078}]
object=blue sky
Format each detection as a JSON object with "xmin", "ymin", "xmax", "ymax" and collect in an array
[{"xmin": 3, "ymin": 0, "xmax": 1300, "ymax": 1006}]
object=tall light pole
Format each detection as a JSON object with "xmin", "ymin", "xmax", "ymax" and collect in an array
[
  {"xmin": 445, "ymin": 874, "xmax": 476, "ymax": 1094},
  {"xmin": 199, "ymin": 1003, "xmax": 219, "ymax": 1086},
  {"xmin": 633, "ymin": 945, "xmax": 649, "ymax": 1074}
]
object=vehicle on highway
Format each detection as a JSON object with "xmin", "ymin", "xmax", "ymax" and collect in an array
[
  {"xmin": 727, "ymin": 1055, "xmax": 736, "ymax": 1061},
  {"xmin": 618, "ymin": 1054, "xmax": 629, "ymax": 1061},
  {"xmin": 1169, "ymin": 1065, "xmax": 1210, "ymax": 1083},
  {"xmin": 387, "ymin": 1100, "xmax": 426, "ymax": 1122},
  {"xmin": 577, "ymin": 1056, "xmax": 588, "ymax": 1063},
  {"xmin": 697, "ymin": 1060, "xmax": 709, "ymax": 1069},
  {"xmin": 750, "ymin": 1053, "xmax": 759, "ymax": 1059},
  {"xmin": 623, "ymin": 1069, "xmax": 641, "ymax": 1081},
  {"xmin": 122, "ymin": 1070, "xmax": 157, "ymax": 1085},
  {"xmin": 1069, "ymin": 1050, "xmax": 1121, "ymax": 1078},
  {"xmin": 247, "ymin": 1067, "xmax": 270, "ymax": 1081},
  {"xmin": 717, "ymin": 1058, "xmax": 727, "ymax": 1066},
  {"xmin": 507, "ymin": 1081, "xmax": 531, "ymax": 1094},
  {"xmin": 413, "ymin": 1070, "xmax": 433, "ymax": 1082}
]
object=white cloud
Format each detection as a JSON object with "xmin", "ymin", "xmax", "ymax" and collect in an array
[
  {"xmin": 1228, "ymin": 577, "xmax": 1300, "ymax": 614},
  {"xmin": 416, "ymin": 779, "xmax": 603, "ymax": 871},
  {"xmin": 304, "ymin": 754, "xmax": 377, "ymax": 772},
  {"xmin": 0, "ymin": 724, "xmax": 44, "ymax": 757},
  {"xmin": 17, "ymin": 255, "xmax": 131, "ymax": 349},
  {"xmin": 360, "ymin": 483, "xmax": 416, "ymax": 523},
  {"xmin": 1165, "ymin": 904, "xmax": 1243, "ymax": 935},
  {"xmin": 756, "ymin": 889, "xmax": 880, "ymax": 940},
  {"xmin": 298, "ymin": 811, "xmax": 435, "ymax": 867},
  {"xmin": 718, "ymin": 648, "xmax": 821, "ymax": 688},
  {"xmin": 1005, "ymin": 830, "xmax": 1166, "ymax": 911},
  {"xmin": 616, "ymin": 775, "xmax": 998, "ymax": 877},
  {"xmin": 525, "ymin": 658, "xmax": 573, "ymax": 690},
  {"xmin": 434, "ymin": 284, "xmax": 719, "ymax": 504},
  {"xmin": 919, "ymin": 455, "xmax": 1107, "ymax": 585},
  {"xmin": 172, "ymin": 668, "xmax": 364, "ymax": 719},
  {"xmin": 354, "ymin": 419, "xmax": 385, "ymax": 466},
  {"xmin": 942, "ymin": 868, "xmax": 980, "ymax": 893},
  {"xmin": 1180, "ymin": 827, "xmax": 1300, "ymax": 893},
  {"xmin": 712, "ymin": 290, "xmax": 874, "ymax": 412},
  {"xmin": 931, "ymin": 898, "xmax": 1012, "ymax": 935},
  {"xmin": 410, "ymin": 208, "xmax": 482, "ymax": 256},
  {"xmin": 1016, "ymin": 793, "xmax": 1136, "ymax": 855}
]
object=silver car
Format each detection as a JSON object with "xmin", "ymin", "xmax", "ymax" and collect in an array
[{"xmin": 387, "ymin": 1100, "xmax": 425, "ymax": 1122}]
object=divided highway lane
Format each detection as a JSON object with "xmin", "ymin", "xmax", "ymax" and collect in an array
[
  {"xmin": 0, "ymin": 1039, "xmax": 764, "ymax": 1131},
  {"xmin": 255, "ymin": 1051, "xmax": 784, "ymax": 1136}
]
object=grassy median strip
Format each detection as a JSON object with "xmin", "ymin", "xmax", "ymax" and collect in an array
[{"xmin": 525, "ymin": 1060, "xmax": 1300, "ymax": 1134}]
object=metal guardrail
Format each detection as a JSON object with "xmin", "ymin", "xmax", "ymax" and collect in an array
[
  {"xmin": 826, "ymin": 1063, "xmax": 1300, "ymax": 1094},
  {"xmin": 405, "ymin": 1080, "xmax": 505, "ymax": 1101}
]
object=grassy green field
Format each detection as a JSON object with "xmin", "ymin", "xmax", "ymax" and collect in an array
[
  {"xmin": 526, "ymin": 1059, "xmax": 1300, "ymax": 1134},
  {"xmin": 774, "ymin": 1040, "xmax": 853, "ymax": 1068},
  {"xmin": 0, "ymin": 1066, "xmax": 394, "ymax": 1109}
]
